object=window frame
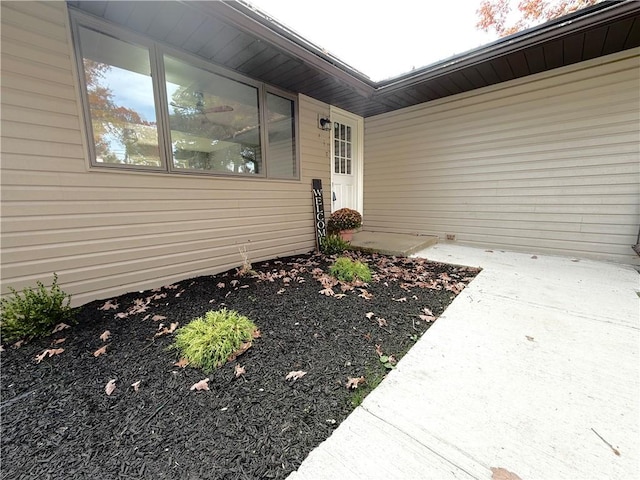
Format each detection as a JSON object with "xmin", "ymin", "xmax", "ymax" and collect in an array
[{"xmin": 70, "ymin": 10, "xmax": 300, "ymax": 181}]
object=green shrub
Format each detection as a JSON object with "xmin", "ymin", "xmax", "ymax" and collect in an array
[
  {"xmin": 171, "ymin": 308, "xmax": 258, "ymax": 372},
  {"xmin": 0, "ymin": 273, "xmax": 73, "ymax": 343},
  {"xmin": 320, "ymin": 234, "xmax": 351, "ymax": 255},
  {"xmin": 329, "ymin": 257, "xmax": 372, "ymax": 283}
]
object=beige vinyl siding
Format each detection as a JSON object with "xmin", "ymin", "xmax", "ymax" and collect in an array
[
  {"xmin": 0, "ymin": 2, "xmax": 332, "ymax": 306},
  {"xmin": 364, "ymin": 48, "xmax": 640, "ymax": 265}
]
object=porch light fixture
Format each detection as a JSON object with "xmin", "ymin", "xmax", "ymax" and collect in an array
[{"xmin": 318, "ymin": 116, "xmax": 332, "ymax": 130}]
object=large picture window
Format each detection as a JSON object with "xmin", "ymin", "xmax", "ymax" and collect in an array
[
  {"xmin": 72, "ymin": 15, "xmax": 298, "ymax": 180},
  {"xmin": 165, "ymin": 56, "xmax": 262, "ymax": 175}
]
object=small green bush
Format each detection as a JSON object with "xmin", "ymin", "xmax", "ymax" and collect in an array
[
  {"xmin": 329, "ymin": 257, "xmax": 372, "ymax": 283},
  {"xmin": 320, "ymin": 234, "xmax": 350, "ymax": 255},
  {"xmin": 0, "ymin": 273, "xmax": 73, "ymax": 343},
  {"xmin": 171, "ymin": 308, "xmax": 258, "ymax": 372}
]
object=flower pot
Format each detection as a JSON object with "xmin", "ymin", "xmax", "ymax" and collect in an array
[{"xmin": 339, "ymin": 229, "xmax": 356, "ymax": 242}]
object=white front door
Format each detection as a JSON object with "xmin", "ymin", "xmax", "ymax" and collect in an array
[{"xmin": 330, "ymin": 108, "xmax": 363, "ymax": 214}]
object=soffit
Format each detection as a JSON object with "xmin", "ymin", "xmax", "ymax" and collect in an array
[{"xmin": 68, "ymin": 0, "xmax": 640, "ymax": 118}]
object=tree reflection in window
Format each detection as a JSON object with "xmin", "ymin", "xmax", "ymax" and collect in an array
[
  {"xmin": 165, "ymin": 56, "xmax": 262, "ymax": 175},
  {"xmin": 78, "ymin": 27, "xmax": 161, "ymax": 166}
]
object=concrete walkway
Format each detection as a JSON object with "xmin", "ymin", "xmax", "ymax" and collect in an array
[{"xmin": 288, "ymin": 244, "xmax": 640, "ymax": 480}]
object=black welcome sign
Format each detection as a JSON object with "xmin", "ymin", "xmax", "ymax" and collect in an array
[{"xmin": 312, "ymin": 179, "xmax": 327, "ymax": 250}]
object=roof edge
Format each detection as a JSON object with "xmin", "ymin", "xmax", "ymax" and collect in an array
[
  {"xmin": 376, "ymin": 0, "xmax": 639, "ymax": 93},
  {"xmin": 183, "ymin": 0, "xmax": 376, "ymax": 98}
]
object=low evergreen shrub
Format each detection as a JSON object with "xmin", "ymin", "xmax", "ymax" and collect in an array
[
  {"xmin": 329, "ymin": 257, "xmax": 372, "ymax": 283},
  {"xmin": 0, "ymin": 273, "xmax": 73, "ymax": 342},
  {"xmin": 320, "ymin": 234, "xmax": 351, "ymax": 255},
  {"xmin": 171, "ymin": 308, "xmax": 258, "ymax": 372}
]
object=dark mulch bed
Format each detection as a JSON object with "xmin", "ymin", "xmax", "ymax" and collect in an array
[{"xmin": 0, "ymin": 251, "xmax": 479, "ymax": 479}]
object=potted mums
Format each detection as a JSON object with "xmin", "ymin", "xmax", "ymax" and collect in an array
[{"xmin": 328, "ymin": 208, "xmax": 362, "ymax": 241}]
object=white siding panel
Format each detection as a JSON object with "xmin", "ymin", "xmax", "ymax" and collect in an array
[
  {"xmin": 0, "ymin": 3, "xmax": 331, "ymax": 305},
  {"xmin": 364, "ymin": 49, "xmax": 640, "ymax": 265}
]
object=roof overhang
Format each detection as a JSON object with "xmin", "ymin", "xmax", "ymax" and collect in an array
[{"xmin": 68, "ymin": 0, "xmax": 640, "ymax": 117}]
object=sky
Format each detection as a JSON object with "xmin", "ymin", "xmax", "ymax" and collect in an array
[{"xmin": 244, "ymin": 0, "xmax": 499, "ymax": 81}]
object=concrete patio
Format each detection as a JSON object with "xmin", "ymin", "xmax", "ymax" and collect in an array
[{"xmin": 289, "ymin": 244, "xmax": 640, "ymax": 480}]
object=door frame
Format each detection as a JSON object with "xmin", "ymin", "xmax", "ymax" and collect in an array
[{"xmin": 330, "ymin": 106, "xmax": 364, "ymax": 214}]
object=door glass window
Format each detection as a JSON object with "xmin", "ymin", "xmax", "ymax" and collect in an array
[{"xmin": 333, "ymin": 122, "xmax": 352, "ymax": 175}]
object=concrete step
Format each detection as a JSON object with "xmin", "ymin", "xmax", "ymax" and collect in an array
[{"xmin": 348, "ymin": 230, "xmax": 438, "ymax": 256}]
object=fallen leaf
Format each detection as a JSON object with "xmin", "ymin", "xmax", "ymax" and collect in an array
[
  {"xmin": 365, "ymin": 312, "xmax": 375, "ymax": 319},
  {"xmin": 286, "ymin": 370, "xmax": 307, "ymax": 381},
  {"xmin": 128, "ymin": 298, "xmax": 150, "ymax": 315},
  {"xmin": 190, "ymin": 378, "xmax": 210, "ymax": 391},
  {"xmin": 234, "ymin": 364, "xmax": 246, "ymax": 378},
  {"xmin": 334, "ymin": 293, "xmax": 347, "ymax": 299},
  {"xmin": 51, "ymin": 323, "xmax": 70, "ymax": 333},
  {"xmin": 252, "ymin": 329, "xmax": 262, "ymax": 339},
  {"xmin": 12, "ymin": 340, "xmax": 25, "ymax": 349},
  {"xmin": 51, "ymin": 338, "xmax": 66, "ymax": 345},
  {"xmin": 276, "ymin": 288, "xmax": 286, "ymax": 294},
  {"xmin": 377, "ymin": 317, "xmax": 388, "ymax": 327},
  {"xmin": 358, "ymin": 289, "xmax": 373, "ymax": 300},
  {"xmin": 164, "ymin": 284, "xmax": 179, "ymax": 290},
  {"xmin": 131, "ymin": 380, "xmax": 141, "ymax": 392},
  {"xmin": 115, "ymin": 312, "xmax": 129, "ymax": 319},
  {"xmin": 34, "ymin": 348, "xmax": 64, "ymax": 364},
  {"xmin": 99, "ymin": 330, "xmax": 111, "ymax": 342},
  {"xmin": 99, "ymin": 300, "xmax": 119, "ymax": 311},
  {"xmin": 151, "ymin": 314, "xmax": 166, "ymax": 322},
  {"xmin": 217, "ymin": 282, "xmax": 225, "ymax": 288},
  {"xmin": 175, "ymin": 289, "xmax": 185, "ymax": 297},
  {"xmin": 154, "ymin": 322, "xmax": 179, "ymax": 337},
  {"xmin": 105, "ymin": 379, "xmax": 116, "ymax": 396},
  {"xmin": 0, "ymin": 345, "xmax": 4, "ymax": 352},
  {"xmin": 93, "ymin": 345, "xmax": 108, "ymax": 357},
  {"xmin": 319, "ymin": 287, "xmax": 335, "ymax": 296},
  {"xmin": 490, "ymin": 467, "xmax": 523, "ymax": 480},
  {"xmin": 174, "ymin": 358, "xmax": 189, "ymax": 368},
  {"xmin": 392, "ymin": 297, "xmax": 407, "ymax": 302},
  {"xmin": 230, "ymin": 280, "xmax": 240, "ymax": 287},
  {"xmin": 375, "ymin": 344, "xmax": 383, "ymax": 356},
  {"xmin": 346, "ymin": 376, "xmax": 366, "ymax": 389},
  {"xmin": 526, "ymin": 335, "xmax": 535, "ymax": 342},
  {"xmin": 227, "ymin": 341, "xmax": 252, "ymax": 362},
  {"xmin": 34, "ymin": 351, "xmax": 48, "ymax": 364}
]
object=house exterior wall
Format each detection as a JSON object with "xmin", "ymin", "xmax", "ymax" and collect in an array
[
  {"xmin": 0, "ymin": 1, "xmax": 332, "ymax": 306},
  {"xmin": 364, "ymin": 48, "xmax": 640, "ymax": 265}
]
